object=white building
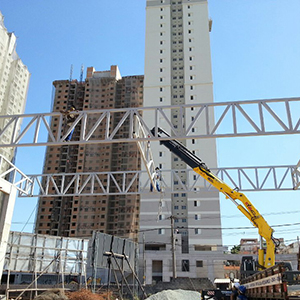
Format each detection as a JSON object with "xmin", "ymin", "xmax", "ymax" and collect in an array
[
  {"xmin": 279, "ymin": 241, "xmax": 300, "ymax": 255},
  {"xmin": 0, "ymin": 11, "xmax": 30, "ymax": 167},
  {"xmin": 140, "ymin": 0, "xmax": 223, "ymax": 283}
]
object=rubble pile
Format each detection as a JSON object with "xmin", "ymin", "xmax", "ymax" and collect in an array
[
  {"xmin": 66, "ymin": 289, "xmax": 112, "ymax": 300},
  {"xmin": 34, "ymin": 289, "xmax": 69, "ymax": 300},
  {"xmin": 34, "ymin": 288, "xmax": 201, "ymax": 300},
  {"xmin": 145, "ymin": 289, "xmax": 201, "ymax": 300}
]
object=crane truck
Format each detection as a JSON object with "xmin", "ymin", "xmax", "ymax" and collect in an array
[{"xmin": 151, "ymin": 127, "xmax": 300, "ymax": 300}]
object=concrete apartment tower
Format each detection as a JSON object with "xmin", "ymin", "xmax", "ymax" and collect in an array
[
  {"xmin": 35, "ymin": 66, "xmax": 143, "ymax": 241},
  {"xmin": 0, "ymin": 11, "xmax": 30, "ymax": 167},
  {"xmin": 140, "ymin": 0, "xmax": 223, "ymax": 282},
  {"xmin": 0, "ymin": 11, "xmax": 30, "ymax": 281}
]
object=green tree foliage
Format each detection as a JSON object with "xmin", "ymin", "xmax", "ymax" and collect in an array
[{"xmin": 230, "ymin": 244, "xmax": 241, "ymax": 254}]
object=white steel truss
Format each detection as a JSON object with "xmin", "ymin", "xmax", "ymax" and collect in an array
[
  {"xmin": 134, "ymin": 115, "xmax": 158, "ymax": 191},
  {"xmin": 0, "ymin": 97, "xmax": 300, "ymax": 147},
  {"xmin": 0, "ymin": 155, "xmax": 33, "ymax": 196},
  {"xmin": 15, "ymin": 165, "xmax": 298, "ymax": 198}
]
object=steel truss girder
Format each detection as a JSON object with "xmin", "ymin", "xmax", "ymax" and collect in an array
[
  {"xmin": 0, "ymin": 97, "xmax": 300, "ymax": 147},
  {"xmin": 17, "ymin": 165, "xmax": 298, "ymax": 197},
  {"xmin": 0, "ymin": 155, "xmax": 33, "ymax": 196}
]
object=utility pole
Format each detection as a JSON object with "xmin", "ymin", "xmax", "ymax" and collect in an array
[
  {"xmin": 143, "ymin": 232, "xmax": 146, "ymax": 285},
  {"xmin": 297, "ymin": 236, "xmax": 300, "ymax": 270},
  {"xmin": 170, "ymin": 215, "xmax": 177, "ymax": 280}
]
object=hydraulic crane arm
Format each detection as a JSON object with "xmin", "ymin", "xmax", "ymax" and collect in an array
[{"xmin": 152, "ymin": 127, "xmax": 277, "ymax": 269}]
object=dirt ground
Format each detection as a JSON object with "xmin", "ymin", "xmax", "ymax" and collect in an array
[
  {"xmin": 66, "ymin": 289, "xmax": 114, "ymax": 300},
  {"xmin": 34, "ymin": 289, "xmax": 115, "ymax": 300}
]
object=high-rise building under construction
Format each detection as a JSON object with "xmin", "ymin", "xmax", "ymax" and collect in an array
[
  {"xmin": 140, "ymin": 0, "xmax": 223, "ymax": 282},
  {"xmin": 35, "ymin": 66, "xmax": 143, "ymax": 241},
  {"xmin": 35, "ymin": 0, "xmax": 223, "ymax": 281}
]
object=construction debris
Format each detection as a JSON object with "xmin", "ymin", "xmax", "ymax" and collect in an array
[
  {"xmin": 145, "ymin": 289, "xmax": 201, "ymax": 300},
  {"xmin": 33, "ymin": 289, "xmax": 68, "ymax": 300},
  {"xmin": 32, "ymin": 289, "xmax": 115, "ymax": 300},
  {"xmin": 66, "ymin": 289, "xmax": 113, "ymax": 300}
]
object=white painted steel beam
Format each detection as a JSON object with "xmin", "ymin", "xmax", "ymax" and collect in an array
[
  {"xmin": 0, "ymin": 97, "xmax": 299, "ymax": 147},
  {"xmin": 14, "ymin": 165, "xmax": 298, "ymax": 197},
  {"xmin": 134, "ymin": 116, "xmax": 158, "ymax": 191},
  {"xmin": 0, "ymin": 155, "xmax": 33, "ymax": 196}
]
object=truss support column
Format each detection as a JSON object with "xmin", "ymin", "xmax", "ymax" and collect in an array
[{"xmin": 0, "ymin": 178, "xmax": 17, "ymax": 282}]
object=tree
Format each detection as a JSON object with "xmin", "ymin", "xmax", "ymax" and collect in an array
[{"xmin": 231, "ymin": 244, "xmax": 241, "ymax": 254}]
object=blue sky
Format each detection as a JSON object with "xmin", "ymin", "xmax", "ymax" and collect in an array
[{"xmin": 1, "ymin": 0, "xmax": 300, "ymax": 248}]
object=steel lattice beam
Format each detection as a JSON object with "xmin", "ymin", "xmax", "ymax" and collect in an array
[
  {"xmin": 0, "ymin": 155, "xmax": 33, "ymax": 196},
  {"xmin": 0, "ymin": 97, "xmax": 300, "ymax": 147},
  {"xmin": 14, "ymin": 165, "xmax": 298, "ymax": 197}
]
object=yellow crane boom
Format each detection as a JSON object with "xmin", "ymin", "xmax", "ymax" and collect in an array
[{"xmin": 152, "ymin": 127, "xmax": 277, "ymax": 269}]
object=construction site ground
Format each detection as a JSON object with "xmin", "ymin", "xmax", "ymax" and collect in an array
[{"xmin": 1, "ymin": 278, "xmax": 214, "ymax": 300}]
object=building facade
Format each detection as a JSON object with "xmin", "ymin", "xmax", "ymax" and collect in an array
[
  {"xmin": 35, "ymin": 66, "xmax": 143, "ymax": 241},
  {"xmin": 0, "ymin": 11, "xmax": 30, "ymax": 168},
  {"xmin": 240, "ymin": 239, "xmax": 259, "ymax": 255},
  {"xmin": 140, "ymin": 0, "xmax": 223, "ymax": 282},
  {"xmin": 0, "ymin": 12, "xmax": 30, "ymax": 263}
]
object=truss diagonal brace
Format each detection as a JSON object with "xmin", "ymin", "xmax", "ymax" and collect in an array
[{"xmin": 0, "ymin": 97, "xmax": 299, "ymax": 147}]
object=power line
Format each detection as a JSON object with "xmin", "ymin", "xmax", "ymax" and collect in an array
[
  {"xmin": 139, "ymin": 221, "xmax": 300, "ymax": 233},
  {"xmin": 12, "ymin": 209, "xmax": 300, "ymax": 226},
  {"xmin": 139, "ymin": 208, "xmax": 300, "ymax": 223}
]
